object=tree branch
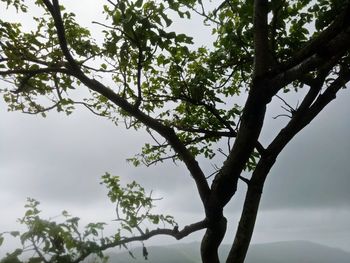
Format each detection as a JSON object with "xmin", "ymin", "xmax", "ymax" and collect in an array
[
  {"xmin": 268, "ymin": 67, "xmax": 350, "ymax": 160},
  {"xmin": 269, "ymin": 4, "xmax": 350, "ymax": 95},
  {"xmin": 173, "ymin": 124, "xmax": 265, "ymax": 155},
  {"xmin": 177, "ymin": 94, "xmax": 236, "ymax": 134},
  {"xmin": 30, "ymin": 237, "xmax": 49, "ymax": 263},
  {"xmin": 134, "ymin": 48, "xmax": 143, "ymax": 108},
  {"xmin": 41, "ymin": 0, "xmax": 80, "ymax": 71},
  {"xmin": 238, "ymin": 175, "xmax": 250, "ymax": 185},
  {"xmin": 73, "ymin": 220, "xmax": 208, "ymax": 263},
  {"xmin": 228, "ymin": 65, "xmax": 350, "ymax": 263},
  {"xmin": 253, "ymin": 0, "xmax": 270, "ymax": 76},
  {"xmin": 77, "ymin": 76, "xmax": 210, "ymax": 203},
  {"xmin": 173, "ymin": 124, "xmax": 234, "ymax": 138},
  {"xmin": 0, "ymin": 67, "xmax": 68, "ymax": 78},
  {"xmin": 281, "ymin": 3, "xmax": 350, "ymax": 73}
]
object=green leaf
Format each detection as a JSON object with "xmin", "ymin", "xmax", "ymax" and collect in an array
[
  {"xmin": 10, "ymin": 231, "xmax": 20, "ymax": 237},
  {"xmin": 112, "ymin": 10, "xmax": 122, "ymax": 25},
  {"xmin": 101, "ymin": 63, "xmax": 107, "ymax": 70},
  {"xmin": 135, "ymin": 0, "xmax": 143, "ymax": 8}
]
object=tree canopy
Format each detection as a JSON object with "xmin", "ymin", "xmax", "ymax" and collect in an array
[{"xmin": 1, "ymin": 0, "xmax": 350, "ymax": 262}]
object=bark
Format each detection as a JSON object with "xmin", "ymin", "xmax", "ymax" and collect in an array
[
  {"xmin": 226, "ymin": 188, "xmax": 262, "ymax": 263},
  {"xmin": 201, "ymin": 216, "xmax": 227, "ymax": 263},
  {"xmin": 252, "ymin": 0, "xmax": 271, "ymax": 76},
  {"xmin": 226, "ymin": 155, "xmax": 275, "ymax": 263}
]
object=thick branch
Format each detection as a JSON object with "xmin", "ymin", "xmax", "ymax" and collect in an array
[
  {"xmin": 269, "ymin": 4, "xmax": 350, "ymax": 95},
  {"xmin": 227, "ymin": 69, "xmax": 350, "ymax": 263},
  {"xmin": 75, "ymin": 75, "xmax": 211, "ymax": 204},
  {"xmin": 42, "ymin": 0, "xmax": 79, "ymax": 71},
  {"xmin": 134, "ymin": 48, "xmax": 143, "ymax": 108},
  {"xmin": 269, "ymin": 68, "xmax": 350, "ymax": 156},
  {"xmin": 73, "ymin": 220, "xmax": 208, "ymax": 263},
  {"xmin": 208, "ymin": 80, "xmax": 268, "ymax": 212},
  {"xmin": 281, "ymin": 3, "xmax": 350, "ymax": 72},
  {"xmin": 253, "ymin": 0, "xmax": 270, "ymax": 76}
]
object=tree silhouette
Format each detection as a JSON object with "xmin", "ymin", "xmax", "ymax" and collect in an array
[{"xmin": 1, "ymin": 0, "xmax": 350, "ymax": 262}]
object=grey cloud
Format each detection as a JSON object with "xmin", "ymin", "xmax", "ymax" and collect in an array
[
  {"xmin": 2, "ymin": 88, "xmax": 350, "ymax": 215},
  {"xmin": 1, "ymin": 107, "xmax": 144, "ymax": 204}
]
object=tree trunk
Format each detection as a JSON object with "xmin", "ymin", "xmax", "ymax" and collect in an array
[
  {"xmin": 226, "ymin": 185, "xmax": 262, "ymax": 263},
  {"xmin": 226, "ymin": 154, "xmax": 276, "ymax": 263},
  {"xmin": 200, "ymin": 216, "xmax": 227, "ymax": 263}
]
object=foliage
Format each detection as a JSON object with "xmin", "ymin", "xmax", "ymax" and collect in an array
[
  {"xmin": 1, "ymin": 0, "xmax": 350, "ymax": 262},
  {"xmin": 0, "ymin": 174, "xmax": 175, "ymax": 263}
]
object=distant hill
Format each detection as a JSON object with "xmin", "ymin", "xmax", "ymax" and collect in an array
[
  {"xmin": 245, "ymin": 241, "xmax": 350, "ymax": 263},
  {"xmin": 105, "ymin": 240, "xmax": 350, "ymax": 263}
]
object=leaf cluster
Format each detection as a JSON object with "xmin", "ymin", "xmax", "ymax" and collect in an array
[{"xmin": 0, "ymin": 174, "xmax": 175, "ymax": 263}]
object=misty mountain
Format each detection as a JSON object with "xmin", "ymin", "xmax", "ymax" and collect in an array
[{"xmin": 105, "ymin": 241, "xmax": 350, "ymax": 263}]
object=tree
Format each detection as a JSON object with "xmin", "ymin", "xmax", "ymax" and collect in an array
[{"xmin": 1, "ymin": 0, "xmax": 349, "ymax": 262}]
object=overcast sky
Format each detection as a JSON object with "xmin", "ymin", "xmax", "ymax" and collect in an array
[{"xmin": 1, "ymin": 0, "xmax": 350, "ymax": 256}]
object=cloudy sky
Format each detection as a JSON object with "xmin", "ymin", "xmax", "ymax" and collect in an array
[{"xmin": 1, "ymin": 0, "xmax": 350, "ymax": 256}]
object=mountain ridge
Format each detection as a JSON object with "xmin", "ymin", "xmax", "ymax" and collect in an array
[{"xmin": 104, "ymin": 240, "xmax": 350, "ymax": 263}]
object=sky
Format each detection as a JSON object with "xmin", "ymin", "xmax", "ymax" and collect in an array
[{"xmin": 1, "ymin": 0, "xmax": 350, "ymax": 257}]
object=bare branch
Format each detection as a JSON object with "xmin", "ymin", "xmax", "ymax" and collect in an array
[
  {"xmin": 206, "ymin": 164, "xmax": 220, "ymax": 179},
  {"xmin": 190, "ymin": 1, "xmax": 221, "ymax": 25},
  {"xmin": 74, "ymin": 101, "xmax": 110, "ymax": 118},
  {"xmin": 106, "ymin": 0, "xmax": 117, "ymax": 8},
  {"xmin": 238, "ymin": 176, "xmax": 250, "ymax": 185},
  {"xmin": 218, "ymin": 148, "xmax": 228, "ymax": 158},
  {"xmin": 146, "ymin": 127, "xmax": 164, "ymax": 147},
  {"xmin": 31, "ymin": 237, "xmax": 49, "ymax": 263},
  {"xmin": 20, "ymin": 102, "xmax": 60, "ymax": 115},
  {"xmin": 268, "ymin": 67, "xmax": 350, "ymax": 157},
  {"xmin": 276, "ymin": 95, "xmax": 297, "ymax": 113},
  {"xmin": 174, "ymin": 124, "xmax": 235, "ymax": 138},
  {"xmin": 272, "ymin": 114, "xmax": 291, "ymax": 120},
  {"xmin": 143, "ymin": 154, "xmax": 178, "ymax": 167}
]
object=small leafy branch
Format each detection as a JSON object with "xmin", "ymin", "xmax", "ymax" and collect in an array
[
  {"xmin": 101, "ymin": 173, "xmax": 176, "ymax": 232},
  {"xmin": 0, "ymin": 173, "xmax": 205, "ymax": 263}
]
